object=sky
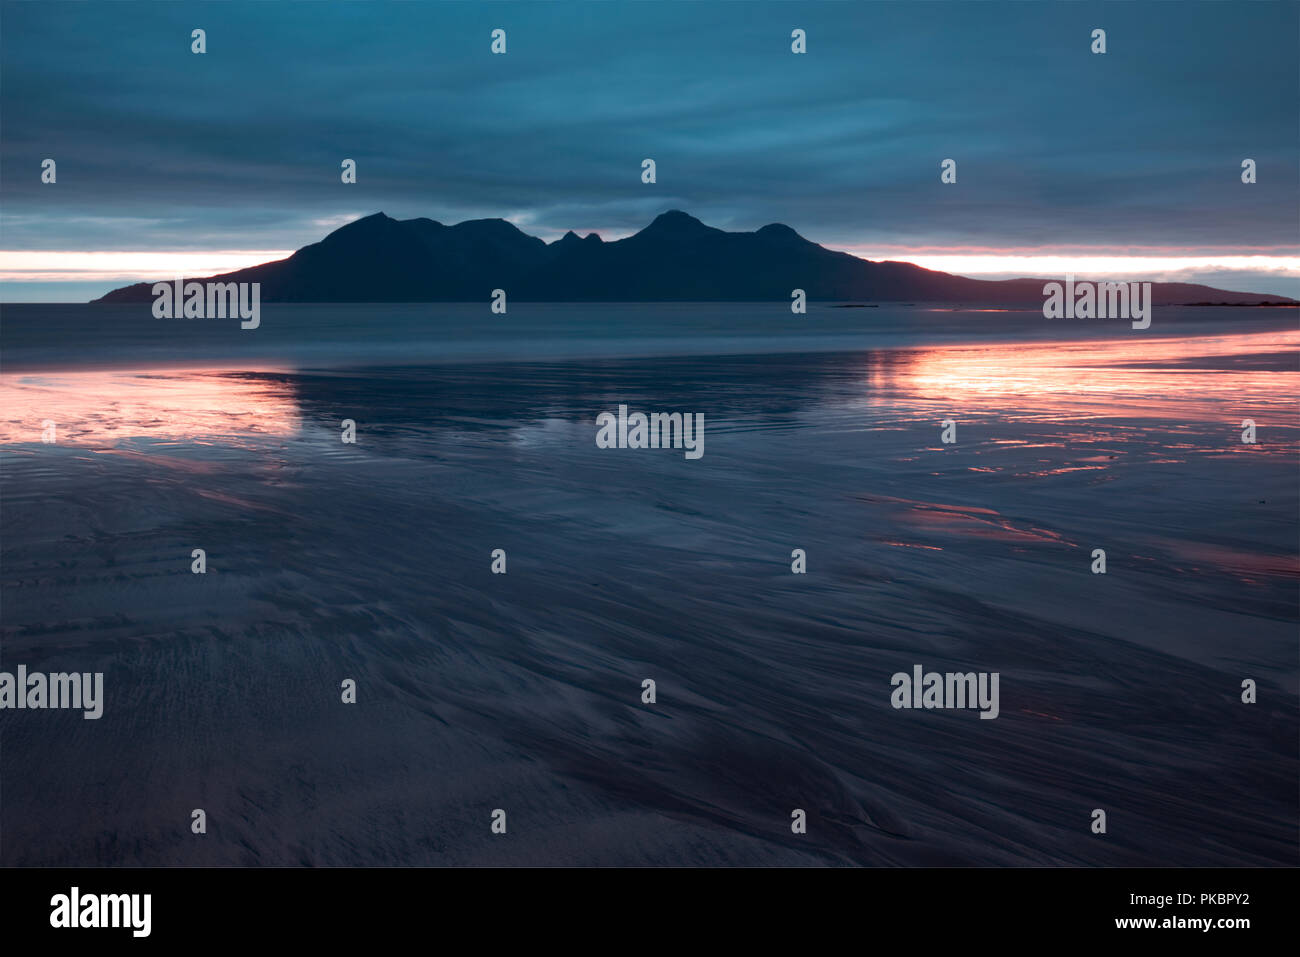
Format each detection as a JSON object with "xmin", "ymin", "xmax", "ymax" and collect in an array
[{"xmin": 2, "ymin": 1, "xmax": 1297, "ymax": 301}]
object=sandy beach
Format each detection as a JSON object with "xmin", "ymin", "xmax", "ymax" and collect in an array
[{"xmin": 2, "ymin": 305, "xmax": 1296, "ymax": 865}]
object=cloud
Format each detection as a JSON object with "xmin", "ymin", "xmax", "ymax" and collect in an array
[{"xmin": 1, "ymin": 0, "xmax": 1295, "ymax": 293}]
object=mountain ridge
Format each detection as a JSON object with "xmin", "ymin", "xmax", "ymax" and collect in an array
[{"xmin": 92, "ymin": 210, "xmax": 1296, "ymax": 305}]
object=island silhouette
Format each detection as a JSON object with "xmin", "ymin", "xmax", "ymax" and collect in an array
[{"xmin": 94, "ymin": 210, "xmax": 1295, "ymax": 306}]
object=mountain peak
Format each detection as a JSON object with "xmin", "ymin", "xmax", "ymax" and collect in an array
[
  {"xmin": 640, "ymin": 209, "xmax": 712, "ymax": 236},
  {"xmin": 453, "ymin": 217, "xmax": 526, "ymax": 234},
  {"xmin": 655, "ymin": 209, "xmax": 700, "ymax": 224},
  {"xmin": 447, "ymin": 218, "xmax": 546, "ymax": 254},
  {"xmin": 350, "ymin": 211, "xmax": 394, "ymax": 226},
  {"xmin": 553, "ymin": 230, "xmax": 603, "ymax": 247},
  {"xmin": 756, "ymin": 222, "xmax": 804, "ymax": 241},
  {"xmin": 320, "ymin": 211, "xmax": 399, "ymax": 243}
]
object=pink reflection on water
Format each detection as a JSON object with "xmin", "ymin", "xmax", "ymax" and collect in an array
[
  {"xmin": 0, "ymin": 368, "xmax": 300, "ymax": 447},
  {"xmin": 868, "ymin": 329, "xmax": 1300, "ymax": 423},
  {"xmin": 861, "ymin": 494, "xmax": 1073, "ymax": 546}
]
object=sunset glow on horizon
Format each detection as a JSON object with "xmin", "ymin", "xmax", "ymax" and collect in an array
[
  {"xmin": 835, "ymin": 249, "xmax": 1300, "ymax": 280},
  {"xmin": 3, "ymin": 247, "xmax": 1297, "ymax": 288},
  {"xmin": 0, "ymin": 250, "xmax": 295, "ymax": 282}
]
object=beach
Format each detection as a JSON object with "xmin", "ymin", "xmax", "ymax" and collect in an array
[{"xmin": 1, "ymin": 304, "xmax": 1296, "ymax": 865}]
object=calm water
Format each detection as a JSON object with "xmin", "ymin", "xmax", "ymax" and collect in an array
[{"xmin": 1, "ymin": 304, "xmax": 1297, "ymax": 865}]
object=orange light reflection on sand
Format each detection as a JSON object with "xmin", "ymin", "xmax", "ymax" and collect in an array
[
  {"xmin": 0, "ymin": 369, "xmax": 300, "ymax": 446},
  {"xmin": 882, "ymin": 330, "xmax": 1300, "ymax": 420}
]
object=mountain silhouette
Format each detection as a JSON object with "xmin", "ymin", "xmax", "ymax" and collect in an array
[{"xmin": 94, "ymin": 211, "xmax": 1295, "ymax": 305}]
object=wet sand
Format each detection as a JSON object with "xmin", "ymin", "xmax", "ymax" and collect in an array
[{"xmin": 2, "ymin": 309, "xmax": 1297, "ymax": 865}]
